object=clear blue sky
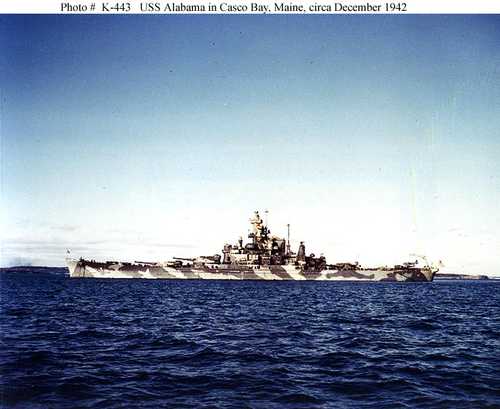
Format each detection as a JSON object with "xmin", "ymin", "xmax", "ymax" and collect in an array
[{"xmin": 1, "ymin": 15, "xmax": 499, "ymax": 274}]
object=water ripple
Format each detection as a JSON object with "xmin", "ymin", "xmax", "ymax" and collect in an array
[{"xmin": 1, "ymin": 270, "xmax": 499, "ymax": 408}]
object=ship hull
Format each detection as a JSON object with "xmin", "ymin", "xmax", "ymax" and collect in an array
[{"xmin": 66, "ymin": 258, "xmax": 435, "ymax": 282}]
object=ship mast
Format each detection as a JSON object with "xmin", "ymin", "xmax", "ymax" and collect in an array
[{"xmin": 286, "ymin": 223, "xmax": 291, "ymax": 255}]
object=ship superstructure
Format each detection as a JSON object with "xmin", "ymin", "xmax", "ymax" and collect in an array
[{"xmin": 66, "ymin": 211, "xmax": 438, "ymax": 282}]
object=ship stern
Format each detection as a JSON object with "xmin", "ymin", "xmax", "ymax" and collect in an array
[{"xmin": 421, "ymin": 266, "xmax": 438, "ymax": 282}]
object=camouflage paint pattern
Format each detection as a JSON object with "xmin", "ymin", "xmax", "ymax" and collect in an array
[
  {"xmin": 66, "ymin": 211, "xmax": 438, "ymax": 282},
  {"xmin": 66, "ymin": 258, "xmax": 436, "ymax": 282}
]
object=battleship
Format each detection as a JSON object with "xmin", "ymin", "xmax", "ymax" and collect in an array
[{"xmin": 66, "ymin": 211, "xmax": 439, "ymax": 282}]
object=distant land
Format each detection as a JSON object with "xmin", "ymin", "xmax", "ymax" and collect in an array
[
  {"xmin": 434, "ymin": 273, "xmax": 490, "ymax": 280},
  {"xmin": 0, "ymin": 266, "xmax": 493, "ymax": 280},
  {"xmin": 0, "ymin": 266, "xmax": 69, "ymax": 275}
]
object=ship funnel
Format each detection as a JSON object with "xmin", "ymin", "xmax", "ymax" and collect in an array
[{"xmin": 297, "ymin": 241, "xmax": 306, "ymax": 262}]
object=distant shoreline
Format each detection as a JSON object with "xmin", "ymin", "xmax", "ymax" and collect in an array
[
  {"xmin": 434, "ymin": 273, "xmax": 490, "ymax": 280},
  {"xmin": 0, "ymin": 266, "xmax": 69, "ymax": 274}
]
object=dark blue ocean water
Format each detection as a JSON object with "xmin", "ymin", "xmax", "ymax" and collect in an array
[{"xmin": 1, "ymin": 270, "xmax": 499, "ymax": 408}]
